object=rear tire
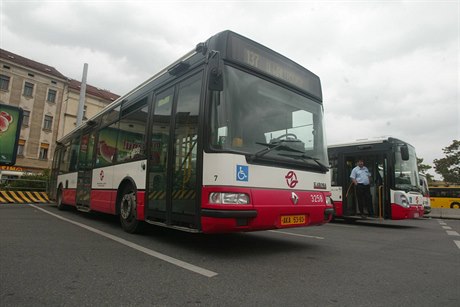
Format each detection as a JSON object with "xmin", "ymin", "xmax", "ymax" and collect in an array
[
  {"xmin": 451, "ymin": 202, "xmax": 460, "ymax": 209},
  {"xmin": 119, "ymin": 185, "xmax": 143, "ymax": 233}
]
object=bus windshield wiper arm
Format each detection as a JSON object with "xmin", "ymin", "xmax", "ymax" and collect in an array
[
  {"xmin": 277, "ymin": 152, "xmax": 329, "ymax": 172},
  {"xmin": 251, "ymin": 140, "xmax": 304, "ymax": 159}
]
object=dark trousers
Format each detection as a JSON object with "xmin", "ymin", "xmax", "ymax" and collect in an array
[{"xmin": 356, "ymin": 184, "xmax": 374, "ymax": 216}]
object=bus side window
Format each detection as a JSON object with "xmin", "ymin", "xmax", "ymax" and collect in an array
[
  {"xmin": 116, "ymin": 101, "xmax": 148, "ymax": 163},
  {"xmin": 96, "ymin": 124, "xmax": 119, "ymax": 167}
]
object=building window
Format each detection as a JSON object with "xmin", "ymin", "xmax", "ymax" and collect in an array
[
  {"xmin": 17, "ymin": 139, "xmax": 25, "ymax": 156},
  {"xmin": 43, "ymin": 115, "xmax": 53, "ymax": 130},
  {"xmin": 22, "ymin": 110, "xmax": 30, "ymax": 126},
  {"xmin": 0, "ymin": 74, "xmax": 10, "ymax": 91},
  {"xmin": 23, "ymin": 82, "xmax": 34, "ymax": 97},
  {"xmin": 47, "ymin": 89, "xmax": 57, "ymax": 103},
  {"xmin": 39, "ymin": 143, "xmax": 49, "ymax": 160}
]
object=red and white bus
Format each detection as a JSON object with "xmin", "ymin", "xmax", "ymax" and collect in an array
[
  {"xmin": 328, "ymin": 137, "xmax": 424, "ymax": 220},
  {"xmin": 49, "ymin": 31, "xmax": 334, "ymax": 233}
]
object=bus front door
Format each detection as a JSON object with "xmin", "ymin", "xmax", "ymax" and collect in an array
[
  {"xmin": 76, "ymin": 132, "xmax": 95, "ymax": 211},
  {"xmin": 146, "ymin": 73, "xmax": 201, "ymax": 230},
  {"xmin": 342, "ymin": 154, "xmax": 386, "ymax": 218}
]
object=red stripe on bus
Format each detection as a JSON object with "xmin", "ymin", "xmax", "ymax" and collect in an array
[
  {"xmin": 91, "ymin": 190, "xmax": 117, "ymax": 214},
  {"xmin": 391, "ymin": 204, "xmax": 424, "ymax": 220},
  {"xmin": 63, "ymin": 189, "xmax": 76, "ymax": 206}
]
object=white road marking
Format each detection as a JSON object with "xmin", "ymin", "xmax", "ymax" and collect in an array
[
  {"xmin": 29, "ymin": 204, "xmax": 218, "ymax": 278},
  {"xmin": 268, "ymin": 230, "xmax": 324, "ymax": 240},
  {"xmin": 326, "ymin": 223, "xmax": 357, "ymax": 228},
  {"xmin": 454, "ymin": 241, "xmax": 460, "ymax": 250},
  {"xmin": 446, "ymin": 230, "xmax": 460, "ymax": 236},
  {"xmin": 442, "ymin": 226, "xmax": 452, "ymax": 230},
  {"xmin": 439, "ymin": 222, "xmax": 447, "ymax": 225}
]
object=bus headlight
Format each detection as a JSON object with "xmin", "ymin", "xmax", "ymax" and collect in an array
[
  {"xmin": 209, "ymin": 192, "xmax": 250, "ymax": 205},
  {"xmin": 400, "ymin": 195, "xmax": 409, "ymax": 208}
]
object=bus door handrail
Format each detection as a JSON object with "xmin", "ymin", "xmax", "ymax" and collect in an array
[{"xmin": 378, "ymin": 185, "xmax": 384, "ymax": 219}]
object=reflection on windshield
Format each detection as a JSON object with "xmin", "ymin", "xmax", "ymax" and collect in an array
[
  {"xmin": 394, "ymin": 145, "xmax": 420, "ymax": 192},
  {"xmin": 209, "ymin": 65, "xmax": 328, "ymax": 171}
]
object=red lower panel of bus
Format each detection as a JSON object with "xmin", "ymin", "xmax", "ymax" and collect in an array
[
  {"xmin": 333, "ymin": 200, "xmax": 343, "ymax": 217},
  {"xmin": 391, "ymin": 204, "xmax": 424, "ymax": 220},
  {"xmin": 61, "ymin": 189, "xmax": 145, "ymax": 220},
  {"xmin": 62, "ymin": 189, "xmax": 76, "ymax": 206},
  {"xmin": 89, "ymin": 190, "xmax": 145, "ymax": 218},
  {"xmin": 200, "ymin": 187, "xmax": 331, "ymax": 233},
  {"xmin": 332, "ymin": 200, "xmax": 424, "ymax": 220},
  {"xmin": 90, "ymin": 190, "xmax": 117, "ymax": 214}
]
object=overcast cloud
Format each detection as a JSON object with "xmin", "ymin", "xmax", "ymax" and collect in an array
[{"xmin": 1, "ymin": 0, "xmax": 458, "ymax": 179}]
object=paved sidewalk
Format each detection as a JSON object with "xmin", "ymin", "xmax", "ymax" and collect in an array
[{"xmin": 427, "ymin": 208, "xmax": 460, "ymax": 219}]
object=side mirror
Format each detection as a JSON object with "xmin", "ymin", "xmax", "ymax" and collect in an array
[
  {"xmin": 400, "ymin": 144, "xmax": 409, "ymax": 161},
  {"xmin": 207, "ymin": 51, "xmax": 223, "ymax": 91}
]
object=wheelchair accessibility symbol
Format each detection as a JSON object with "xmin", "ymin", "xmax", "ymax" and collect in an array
[{"xmin": 236, "ymin": 165, "xmax": 249, "ymax": 182}]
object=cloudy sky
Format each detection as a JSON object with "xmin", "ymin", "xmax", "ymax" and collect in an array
[{"xmin": 1, "ymin": 0, "xmax": 458, "ymax": 178}]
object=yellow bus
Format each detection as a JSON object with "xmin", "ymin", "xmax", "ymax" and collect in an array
[{"xmin": 429, "ymin": 186, "xmax": 460, "ymax": 209}]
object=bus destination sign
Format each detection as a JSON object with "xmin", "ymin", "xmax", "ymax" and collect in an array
[{"xmin": 227, "ymin": 33, "xmax": 321, "ymax": 99}]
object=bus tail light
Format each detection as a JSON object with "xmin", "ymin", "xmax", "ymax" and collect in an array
[{"xmin": 209, "ymin": 192, "xmax": 250, "ymax": 205}]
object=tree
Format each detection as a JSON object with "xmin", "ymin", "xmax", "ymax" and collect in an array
[
  {"xmin": 417, "ymin": 157, "xmax": 432, "ymax": 174},
  {"xmin": 417, "ymin": 157, "xmax": 434, "ymax": 182},
  {"xmin": 433, "ymin": 140, "xmax": 460, "ymax": 184}
]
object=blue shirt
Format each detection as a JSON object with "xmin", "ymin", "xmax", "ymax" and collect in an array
[{"xmin": 350, "ymin": 166, "xmax": 371, "ymax": 185}]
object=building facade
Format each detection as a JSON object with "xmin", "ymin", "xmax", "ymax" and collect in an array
[
  {"xmin": 0, "ymin": 48, "xmax": 119, "ymax": 178},
  {"xmin": 58, "ymin": 79, "xmax": 119, "ymax": 140}
]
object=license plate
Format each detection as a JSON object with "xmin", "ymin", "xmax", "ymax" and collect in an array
[{"xmin": 281, "ymin": 215, "xmax": 306, "ymax": 226}]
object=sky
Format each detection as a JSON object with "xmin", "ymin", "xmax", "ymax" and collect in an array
[{"xmin": 1, "ymin": 0, "xmax": 458, "ymax": 179}]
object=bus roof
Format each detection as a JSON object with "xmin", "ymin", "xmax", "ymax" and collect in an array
[
  {"xmin": 57, "ymin": 30, "xmax": 323, "ymax": 144},
  {"xmin": 328, "ymin": 136, "xmax": 413, "ymax": 149}
]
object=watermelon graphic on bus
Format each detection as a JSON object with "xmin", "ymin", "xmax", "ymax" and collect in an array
[{"xmin": 99, "ymin": 140, "xmax": 117, "ymax": 163}]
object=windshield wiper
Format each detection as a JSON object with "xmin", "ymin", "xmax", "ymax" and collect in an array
[
  {"xmin": 250, "ymin": 139, "xmax": 304, "ymax": 159},
  {"xmin": 247, "ymin": 139, "xmax": 329, "ymax": 172},
  {"xmin": 278, "ymin": 152, "xmax": 330, "ymax": 172}
]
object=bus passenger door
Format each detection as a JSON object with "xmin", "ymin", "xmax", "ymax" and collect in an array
[
  {"xmin": 76, "ymin": 132, "xmax": 95, "ymax": 211},
  {"xmin": 343, "ymin": 157, "xmax": 357, "ymax": 216},
  {"xmin": 146, "ymin": 73, "xmax": 202, "ymax": 229},
  {"xmin": 343, "ymin": 154, "xmax": 386, "ymax": 218}
]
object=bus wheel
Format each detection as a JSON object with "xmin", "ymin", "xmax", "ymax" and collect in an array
[
  {"xmin": 119, "ymin": 186, "xmax": 143, "ymax": 233},
  {"xmin": 451, "ymin": 202, "xmax": 460, "ymax": 209},
  {"xmin": 56, "ymin": 187, "xmax": 66, "ymax": 211}
]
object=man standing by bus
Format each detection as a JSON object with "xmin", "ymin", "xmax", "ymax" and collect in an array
[{"xmin": 350, "ymin": 159, "xmax": 374, "ymax": 217}]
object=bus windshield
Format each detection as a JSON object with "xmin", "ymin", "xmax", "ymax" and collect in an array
[
  {"xmin": 210, "ymin": 65, "xmax": 328, "ymax": 172},
  {"xmin": 394, "ymin": 145, "xmax": 420, "ymax": 192}
]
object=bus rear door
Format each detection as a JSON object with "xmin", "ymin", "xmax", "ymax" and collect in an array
[{"xmin": 76, "ymin": 131, "xmax": 95, "ymax": 211}]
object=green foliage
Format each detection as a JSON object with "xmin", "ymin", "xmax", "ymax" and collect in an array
[
  {"xmin": 417, "ymin": 157, "xmax": 434, "ymax": 183},
  {"xmin": 0, "ymin": 169, "xmax": 49, "ymax": 191},
  {"xmin": 417, "ymin": 157, "xmax": 432, "ymax": 174},
  {"xmin": 433, "ymin": 140, "xmax": 460, "ymax": 184}
]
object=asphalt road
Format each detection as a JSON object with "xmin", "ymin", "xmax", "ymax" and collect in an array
[{"xmin": 1, "ymin": 203, "xmax": 459, "ymax": 307}]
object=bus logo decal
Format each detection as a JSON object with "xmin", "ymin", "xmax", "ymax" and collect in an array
[
  {"xmin": 236, "ymin": 165, "xmax": 248, "ymax": 182},
  {"xmin": 285, "ymin": 171, "xmax": 298, "ymax": 188},
  {"xmin": 99, "ymin": 170, "xmax": 104, "ymax": 181},
  {"xmin": 291, "ymin": 192, "xmax": 299, "ymax": 205}
]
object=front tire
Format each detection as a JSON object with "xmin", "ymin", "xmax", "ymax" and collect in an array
[{"xmin": 119, "ymin": 185, "xmax": 143, "ymax": 233}]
